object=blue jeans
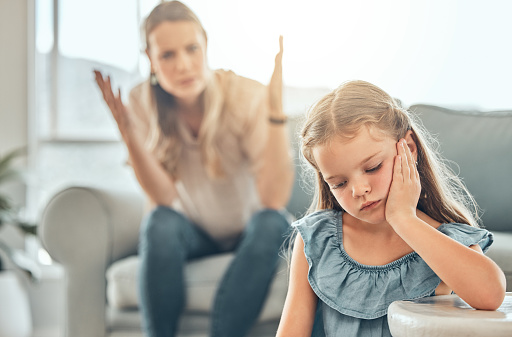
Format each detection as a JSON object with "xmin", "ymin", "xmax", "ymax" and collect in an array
[{"xmin": 138, "ymin": 206, "xmax": 290, "ymax": 337}]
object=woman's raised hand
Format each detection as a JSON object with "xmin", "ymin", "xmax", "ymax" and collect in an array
[
  {"xmin": 268, "ymin": 36, "xmax": 285, "ymax": 117},
  {"xmin": 93, "ymin": 70, "xmax": 137, "ymax": 143},
  {"xmin": 385, "ymin": 139, "xmax": 422, "ymax": 226}
]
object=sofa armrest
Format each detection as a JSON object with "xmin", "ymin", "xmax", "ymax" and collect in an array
[{"xmin": 39, "ymin": 186, "xmax": 144, "ymax": 337}]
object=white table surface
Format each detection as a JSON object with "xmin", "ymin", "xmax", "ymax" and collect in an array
[{"xmin": 388, "ymin": 292, "xmax": 512, "ymax": 337}]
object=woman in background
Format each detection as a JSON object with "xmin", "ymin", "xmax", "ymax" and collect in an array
[{"xmin": 94, "ymin": 1, "xmax": 294, "ymax": 336}]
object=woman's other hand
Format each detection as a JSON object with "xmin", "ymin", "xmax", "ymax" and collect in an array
[
  {"xmin": 268, "ymin": 36, "xmax": 285, "ymax": 118},
  {"xmin": 93, "ymin": 70, "xmax": 139, "ymax": 144}
]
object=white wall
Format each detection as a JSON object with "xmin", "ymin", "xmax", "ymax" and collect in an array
[
  {"xmin": 0, "ymin": 0, "xmax": 29, "ymax": 155},
  {"xmin": 0, "ymin": 0, "xmax": 31, "ymax": 249}
]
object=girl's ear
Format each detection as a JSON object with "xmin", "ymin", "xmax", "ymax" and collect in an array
[{"xmin": 404, "ymin": 130, "xmax": 418, "ymax": 163}]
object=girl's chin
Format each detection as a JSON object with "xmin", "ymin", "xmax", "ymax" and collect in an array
[{"xmin": 348, "ymin": 211, "xmax": 388, "ymax": 226}]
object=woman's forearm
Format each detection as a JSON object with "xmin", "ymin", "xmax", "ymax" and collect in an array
[
  {"xmin": 257, "ymin": 36, "xmax": 294, "ymax": 209},
  {"xmin": 125, "ymin": 136, "xmax": 178, "ymax": 207},
  {"xmin": 256, "ymin": 121, "xmax": 294, "ymax": 209}
]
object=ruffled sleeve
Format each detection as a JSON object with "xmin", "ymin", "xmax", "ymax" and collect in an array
[
  {"xmin": 437, "ymin": 222, "xmax": 493, "ymax": 252},
  {"xmin": 293, "ymin": 211, "xmax": 494, "ymax": 320}
]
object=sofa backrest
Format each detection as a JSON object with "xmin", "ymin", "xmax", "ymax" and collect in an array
[
  {"xmin": 410, "ymin": 104, "xmax": 512, "ymax": 232},
  {"xmin": 286, "ymin": 105, "xmax": 512, "ymax": 233}
]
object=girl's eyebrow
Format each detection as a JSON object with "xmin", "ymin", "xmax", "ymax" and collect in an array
[
  {"xmin": 358, "ymin": 151, "xmax": 380, "ymax": 167},
  {"xmin": 324, "ymin": 151, "xmax": 380, "ymax": 182}
]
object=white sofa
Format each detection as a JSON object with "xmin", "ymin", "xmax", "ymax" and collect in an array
[
  {"xmin": 39, "ymin": 105, "xmax": 512, "ymax": 337},
  {"xmin": 39, "ymin": 116, "xmax": 311, "ymax": 337}
]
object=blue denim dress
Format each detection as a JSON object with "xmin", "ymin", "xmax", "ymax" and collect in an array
[{"xmin": 294, "ymin": 210, "xmax": 493, "ymax": 337}]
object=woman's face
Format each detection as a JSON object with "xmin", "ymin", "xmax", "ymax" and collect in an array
[
  {"xmin": 313, "ymin": 126, "xmax": 398, "ymax": 225},
  {"xmin": 147, "ymin": 20, "xmax": 208, "ymax": 105}
]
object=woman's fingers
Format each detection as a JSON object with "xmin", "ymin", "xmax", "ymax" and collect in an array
[
  {"xmin": 268, "ymin": 36, "xmax": 284, "ymax": 114},
  {"xmin": 93, "ymin": 70, "xmax": 103, "ymax": 90},
  {"xmin": 93, "ymin": 70, "xmax": 122, "ymax": 121},
  {"xmin": 271, "ymin": 36, "xmax": 283, "ymax": 85},
  {"xmin": 275, "ymin": 35, "xmax": 283, "ymax": 70}
]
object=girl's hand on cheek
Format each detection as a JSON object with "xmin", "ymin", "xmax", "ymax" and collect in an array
[{"xmin": 385, "ymin": 139, "xmax": 421, "ymax": 227}]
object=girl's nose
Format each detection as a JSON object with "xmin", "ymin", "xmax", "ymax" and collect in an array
[{"xmin": 352, "ymin": 180, "xmax": 370, "ymax": 198}]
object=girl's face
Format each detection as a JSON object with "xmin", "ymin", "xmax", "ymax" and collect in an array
[
  {"xmin": 146, "ymin": 20, "xmax": 208, "ymax": 105},
  {"xmin": 313, "ymin": 126, "xmax": 398, "ymax": 225}
]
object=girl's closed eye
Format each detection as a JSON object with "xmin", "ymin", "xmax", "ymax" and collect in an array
[
  {"xmin": 366, "ymin": 163, "xmax": 382, "ymax": 173},
  {"xmin": 331, "ymin": 181, "xmax": 346, "ymax": 190}
]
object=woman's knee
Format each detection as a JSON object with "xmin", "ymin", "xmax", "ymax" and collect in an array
[
  {"xmin": 248, "ymin": 209, "xmax": 290, "ymax": 236},
  {"xmin": 243, "ymin": 209, "xmax": 291, "ymax": 251},
  {"xmin": 139, "ymin": 206, "xmax": 189, "ymax": 248}
]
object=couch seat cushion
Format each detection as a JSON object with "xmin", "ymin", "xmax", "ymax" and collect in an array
[{"xmin": 106, "ymin": 253, "xmax": 288, "ymax": 322}]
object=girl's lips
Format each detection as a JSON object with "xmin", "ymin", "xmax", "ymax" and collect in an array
[{"xmin": 360, "ymin": 200, "xmax": 380, "ymax": 211}]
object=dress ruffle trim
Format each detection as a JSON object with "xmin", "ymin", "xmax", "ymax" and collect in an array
[{"xmin": 294, "ymin": 210, "xmax": 493, "ymax": 320}]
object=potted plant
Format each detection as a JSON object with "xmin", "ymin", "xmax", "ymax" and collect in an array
[{"xmin": 0, "ymin": 147, "xmax": 40, "ymax": 337}]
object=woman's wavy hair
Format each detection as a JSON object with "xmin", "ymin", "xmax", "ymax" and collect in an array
[
  {"xmin": 300, "ymin": 80, "xmax": 480, "ymax": 227},
  {"xmin": 143, "ymin": 1, "xmax": 224, "ymax": 178}
]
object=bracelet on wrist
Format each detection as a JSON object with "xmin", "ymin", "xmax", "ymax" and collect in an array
[{"xmin": 269, "ymin": 116, "xmax": 288, "ymax": 124}]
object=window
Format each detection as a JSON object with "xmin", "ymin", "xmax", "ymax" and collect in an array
[
  {"xmin": 36, "ymin": 0, "xmax": 158, "ymax": 141},
  {"xmin": 36, "ymin": 1, "xmax": 512, "ymax": 140}
]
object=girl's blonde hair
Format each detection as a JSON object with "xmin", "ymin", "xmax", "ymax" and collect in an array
[
  {"xmin": 143, "ymin": 1, "xmax": 224, "ymax": 178},
  {"xmin": 300, "ymin": 80, "xmax": 480, "ymax": 227}
]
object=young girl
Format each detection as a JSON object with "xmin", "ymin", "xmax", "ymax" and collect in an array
[
  {"xmin": 94, "ymin": 1, "xmax": 293, "ymax": 336},
  {"xmin": 276, "ymin": 80, "xmax": 506, "ymax": 336}
]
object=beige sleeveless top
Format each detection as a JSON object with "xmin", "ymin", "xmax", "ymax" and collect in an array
[{"xmin": 127, "ymin": 69, "xmax": 269, "ymax": 248}]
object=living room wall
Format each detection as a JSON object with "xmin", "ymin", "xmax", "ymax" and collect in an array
[
  {"xmin": 0, "ymin": 0, "xmax": 29, "ymax": 156},
  {"xmin": 0, "ymin": 0, "xmax": 31, "ymax": 244}
]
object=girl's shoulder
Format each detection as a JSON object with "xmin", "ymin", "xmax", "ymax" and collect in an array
[
  {"xmin": 292, "ymin": 209, "xmax": 340, "ymax": 245},
  {"xmin": 293, "ymin": 209, "xmax": 340, "ymax": 227}
]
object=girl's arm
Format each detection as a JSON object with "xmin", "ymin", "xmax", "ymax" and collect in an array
[
  {"xmin": 276, "ymin": 234, "xmax": 318, "ymax": 337},
  {"xmin": 94, "ymin": 71, "xmax": 178, "ymax": 207},
  {"xmin": 386, "ymin": 139, "xmax": 506, "ymax": 310},
  {"xmin": 395, "ymin": 219, "xmax": 505, "ymax": 310},
  {"xmin": 256, "ymin": 36, "xmax": 294, "ymax": 209}
]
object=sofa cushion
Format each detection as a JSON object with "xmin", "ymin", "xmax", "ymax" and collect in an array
[
  {"xmin": 106, "ymin": 253, "xmax": 289, "ymax": 322},
  {"xmin": 485, "ymin": 231, "xmax": 512, "ymax": 292},
  {"xmin": 409, "ymin": 104, "xmax": 512, "ymax": 232}
]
